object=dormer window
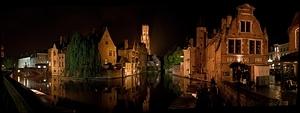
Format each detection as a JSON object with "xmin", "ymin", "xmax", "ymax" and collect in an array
[{"xmin": 240, "ymin": 20, "xmax": 251, "ymax": 32}]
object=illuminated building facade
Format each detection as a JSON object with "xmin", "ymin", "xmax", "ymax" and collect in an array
[
  {"xmin": 48, "ymin": 43, "xmax": 65, "ymax": 103},
  {"xmin": 98, "ymin": 27, "xmax": 117, "ymax": 65},
  {"xmin": 288, "ymin": 12, "xmax": 299, "ymax": 53},
  {"xmin": 204, "ymin": 3, "xmax": 269, "ymax": 83},
  {"xmin": 118, "ymin": 39, "xmax": 148, "ymax": 75},
  {"xmin": 141, "ymin": 25, "xmax": 151, "ymax": 55}
]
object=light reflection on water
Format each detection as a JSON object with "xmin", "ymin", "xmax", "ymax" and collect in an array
[
  {"xmin": 52, "ymin": 72, "xmax": 160, "ymax": 112},
  {"xmin": 168, "ymin": 74, "xmax": 297, "ymax": 107}
]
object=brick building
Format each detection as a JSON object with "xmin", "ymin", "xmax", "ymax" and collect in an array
[
  {"xmin": 98, "ymin": 27, "xmax": 117, "ymax": 65},
  {"xmin": 202, "ymin": 3, "xmax": 269, "ymax": 83},
  {"xmin": 288, "ymin": 12, "xmax": 299, "ymax": 53}
]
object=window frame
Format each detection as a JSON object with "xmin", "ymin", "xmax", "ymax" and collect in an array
[
  {"xmin": 227, "ymin": 38, "xmax": 242, "ymax": 54},
  {"xmin": 240, "ymin": 20, "xmax": 252, "ymax": 33},
  {"xmin": 248, "ymin": 39, "xmax": 262, "ymax": 55}
]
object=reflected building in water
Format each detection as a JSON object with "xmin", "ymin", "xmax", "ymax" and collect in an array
[
  {"xmin": 48, "ymin": 37, "xmax": 67, "ymax": 104},
  {"xmin": 56, "ymin": 73, "xmax": 156, "ymax": 112}
]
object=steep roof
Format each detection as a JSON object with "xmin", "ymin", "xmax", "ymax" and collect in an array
[
  {"xmin": 237, "ymin": 3, "xmax": 255, "ymax": 10},
  {"xmin": 291, "ymin": 12, "xmax": 300, "ymax": 27},
  {"xmin": 99, "ymin": 27, "xmax": 116, "ymax": 47}
]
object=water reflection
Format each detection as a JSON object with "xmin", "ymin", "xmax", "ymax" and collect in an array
[
  {"xmin": 52, "ymin": 72, "xmax": 159, "ymax": 112},
  {"xmin": 168, "ymin": 74, "xmax": 297, "ymax": 107},
  {"xmin": 171, "ymin": 75, "xmax": 190, "ymax": 94}
]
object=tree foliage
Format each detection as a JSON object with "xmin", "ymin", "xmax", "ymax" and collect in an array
[
  {"xmin": 3, "ymin": 57, "xmax": 15, "ymax": 69},
  {"xmin": 65, "ymin": 32, "xmax": 101, "ymax": 77},
  {"xmin": 163, "ymin": 47, "xmax": 183, "ymax": 70}
]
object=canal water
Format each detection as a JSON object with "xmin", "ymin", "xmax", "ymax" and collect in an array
[
  {"xmin": 49, "ymin": 72, "xmax": 297, "ymax": 113},
  {"xmin": 51, "ymin": 72, "xmax": 181, "ymax": 113}
]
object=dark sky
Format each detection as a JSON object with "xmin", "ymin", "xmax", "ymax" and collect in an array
[{"xmin": 0, "ymin": 0, "xmax": 299, "ymax": 58}]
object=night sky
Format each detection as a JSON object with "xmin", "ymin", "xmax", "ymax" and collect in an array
[{"xmin": 0, "ymin": 0, "xmax": 299, "ymax": 59}]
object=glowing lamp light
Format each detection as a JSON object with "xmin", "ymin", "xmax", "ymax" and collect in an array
[
  {"xmin": 236, "ymin": 55, "xmax": 243, "ymax": 62},
  {"xmin": 268, "ymin": 58, "xmax": 273, "ymax": 63}
]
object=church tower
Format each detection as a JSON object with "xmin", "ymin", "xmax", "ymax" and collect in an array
[{"xmin": 141, "ymin": 25, "xmax": 151, "ymax": 55}]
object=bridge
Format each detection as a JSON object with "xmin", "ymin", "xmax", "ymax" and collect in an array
[
  {"xmin": 12, "ymin": 68, "xmax": 51, "ymax": 94},
  {"xmin": 0, "ymin": 71, "xmax": 56, "ymax": 113}
]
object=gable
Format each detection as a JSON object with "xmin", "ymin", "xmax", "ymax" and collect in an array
[{"xmin": 99, "ymin": 28, "xmax": 116, "ymax": 48}]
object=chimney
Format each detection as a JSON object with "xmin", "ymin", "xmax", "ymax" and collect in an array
[
  {"xmin": 221, "ymin": 18, "xmax": 226, "ymax": 29},
  {"xmin": 124, "ymin": 39, "xmax": 128, "ymax": 49},
  {"xmin": 59, "ymin": 36, "xmax": 63, "ymax": 45},
  {"xmin": 226, "ymin": 15, "xmax": 232, "ymax": 28},
  {"xmin": 213, "ymin": 29, "xmax": 217, "ymax": 35},
  {"xmin": 196, "ymin": 27, "xmax": 207, "ymax": 48},
  {"xmin": 189, "ymin": 38, "xmax": 194, "ymax": 47}
]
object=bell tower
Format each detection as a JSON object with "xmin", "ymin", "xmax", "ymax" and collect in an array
[{"xmin": 141, "ymin": 25, "xmax": 151, "ymax": 55}]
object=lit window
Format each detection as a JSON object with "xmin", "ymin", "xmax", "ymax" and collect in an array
[
  {"xmin": 240, "ymin": 21, "xmax": 251, "ymax": 32},
  {"xmin": 38, "ymin": 66, "xmax": 41, "ymax": 68},
  {"xmin": 105, "ymin": 59, "xmax": 108, "ymax": 64},
  {"xmin": 109, "ymin": 50, "xmax": 112, "ymax": 56},
  {"xmin": 43, "ymin": 66, "xmax": 46, "ymax": 68}
]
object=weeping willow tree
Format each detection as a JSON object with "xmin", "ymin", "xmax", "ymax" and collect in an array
[{"xmin": 65, "ymin": 32, "xmax": 101, "ymax": 77}]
